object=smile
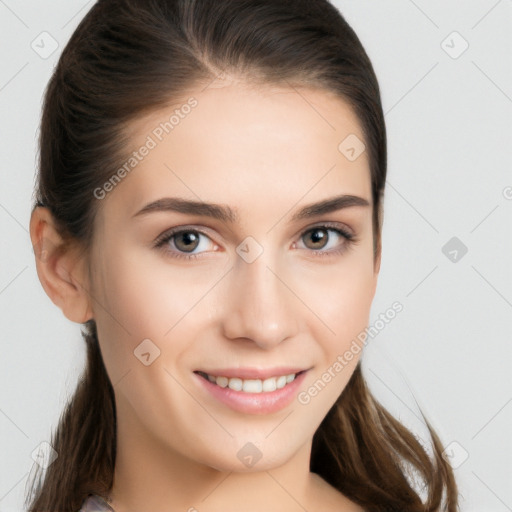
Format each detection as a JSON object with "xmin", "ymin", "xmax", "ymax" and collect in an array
[
  {"xmin": 195, "ymin": 370, "xmax": 303, "ymax": 393},
  {"xmin": 193, "ymin": 369, "xmax": 309, "ymax": 414}
]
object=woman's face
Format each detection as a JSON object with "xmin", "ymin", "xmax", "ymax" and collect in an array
[{"xmin": 86, "ymin": 80, "xmax": 379, "ymax": 472}]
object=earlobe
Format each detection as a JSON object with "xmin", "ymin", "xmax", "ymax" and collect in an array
[{"xmin": 29, "ymin": 206, "xmax": 94, "ymax": 324}]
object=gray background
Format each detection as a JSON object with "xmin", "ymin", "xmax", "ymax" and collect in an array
[{"xmin": 0, "ymin": 1, "xmax": 511, "ymax": 511}]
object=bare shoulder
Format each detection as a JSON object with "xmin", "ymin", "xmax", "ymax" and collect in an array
[{"xmin": 309, "ymin": 473, "xmax": 365, "ymax": 512}]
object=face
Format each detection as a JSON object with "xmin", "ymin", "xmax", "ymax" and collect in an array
[{"xmin": 86, "ymin": 80, "xmax": 379, "ymax": 472}]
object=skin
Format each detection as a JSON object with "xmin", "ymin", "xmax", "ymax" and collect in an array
[{"xmin": 30, "ymin": 78, "xmax": 381, "ymax": 512}]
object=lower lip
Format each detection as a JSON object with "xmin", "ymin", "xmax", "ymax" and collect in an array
[{"xmin": 194, "ymin": 371, "xmax": 308, "ymax": 415}]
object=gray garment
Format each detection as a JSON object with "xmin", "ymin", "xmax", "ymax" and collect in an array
[{"xmin": 78, "ymin": 494, "xmax": 115, "ymax": 511}]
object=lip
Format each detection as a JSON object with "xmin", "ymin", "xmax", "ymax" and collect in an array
[
  {"xmin": 193, "ymin": 369, "xmax": 309, "ymax": 415},
  {"xmin": 194, "ymin": 366, "xmax": 307, "ymax": 380}
]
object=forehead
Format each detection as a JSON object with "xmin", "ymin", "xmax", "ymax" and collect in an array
[{"xmin": 98, "ymin": 82, "xmax": 371, "ymax": 227}]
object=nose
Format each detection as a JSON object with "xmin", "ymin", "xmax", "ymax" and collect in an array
[{"xmin": 220, "ymin": 248, "xmax": 300, "ymax": 350}]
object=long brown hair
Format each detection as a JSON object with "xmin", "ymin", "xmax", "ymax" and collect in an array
[{"xmin": 27, "ymin": 1, "xmax": 459, "ymax": 510}]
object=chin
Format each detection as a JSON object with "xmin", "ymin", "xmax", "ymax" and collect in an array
[{"xmin": 197, "ymin": 441, "xmax": 295, "ymax": 473}]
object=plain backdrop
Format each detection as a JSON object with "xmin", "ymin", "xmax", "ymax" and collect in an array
[{"xmin": 0, "ymin": 1, "xmax": 511, "ymax": 511}]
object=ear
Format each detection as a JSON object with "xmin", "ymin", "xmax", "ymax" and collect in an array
[{"xmin": 29, "ymin": 206, "xmax": 94, "ymax": 324}]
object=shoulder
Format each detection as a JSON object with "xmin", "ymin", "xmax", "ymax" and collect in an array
[{"xmin": 78, "ymin": 494, "xmax": 115, "ymax": 512}]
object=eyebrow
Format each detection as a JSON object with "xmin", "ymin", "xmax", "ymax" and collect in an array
[{"xmin": 132, "ymin": 194, "xmax": 370, "ymax": 223}]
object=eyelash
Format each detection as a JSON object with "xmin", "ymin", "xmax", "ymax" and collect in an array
[{"xmin": 153, "ymin": 222, "xmax": 356, "ymax": 261}]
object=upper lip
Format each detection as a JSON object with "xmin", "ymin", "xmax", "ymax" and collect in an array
[{"xmin": 195, "ymin": 366, "xmax": 309, "ymax": 380}]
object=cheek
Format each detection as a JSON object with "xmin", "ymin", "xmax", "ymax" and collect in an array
[
  {"xmin": 95, "ymin": 247, "xmax": 190, "ymax": 333},
  {"xmin": 293, "ymin": 261, "xmax": 375, "ymax": 413},
  {"xmin": 300, "ymin": 254, "xmax": 376, "ymax": 357},
  {"xmin": 88, "ymin": 252, "xmax": 167, "ymax": 377},
  {"xmin": 91, "ymin": 250, "xmax": 216, "ymax": 374}
]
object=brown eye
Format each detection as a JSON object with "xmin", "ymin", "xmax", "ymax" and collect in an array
[
  {"xmin": 154, "ymin": 227, "xmax": 218, "ymax": 260},
  {"xmin": 295, "ymin": 224, "xmax": 355, "ymax": 257},
  {"xmin": 173, "ymin": 231, "xmax": 201, "ymax": 252},
  {"xmin": 302, "ymin": 227, "xmax": 330, "ymax": 250}
]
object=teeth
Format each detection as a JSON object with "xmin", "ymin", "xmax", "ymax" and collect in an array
[
  {"xmin": 216, "ymin": 376, "xmax": 229, "ymax": 388},
  {"xmin": 242, "ymin": 379, "xmax": 261, "ymax": 393},
  {"xmin": 276, "ymin": 375, "xmax": 287, "ymax": 389},
  {"xmin": 204, "ymin": 372, "xmax": 298, "ymax": 393},
  {"xmin": 262, "ymin": 377, "xmax": 276, "ymax": 392},
  {"xmin": 228, "ymin": 377, "xmax": 243, "ymax": 391}
]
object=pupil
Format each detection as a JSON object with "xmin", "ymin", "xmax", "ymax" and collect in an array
[
  {"xmin": 177, "ymin": 231, "xmax": 199, "ymax": 252},
  {"xmin": 309, "ymin": 228, "xmax": 327, "ymax": 248}
]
